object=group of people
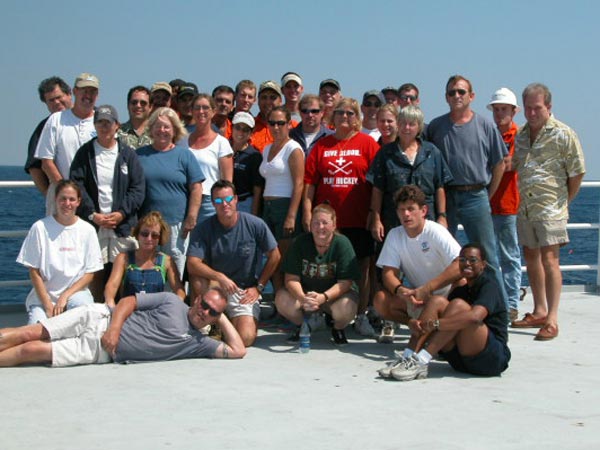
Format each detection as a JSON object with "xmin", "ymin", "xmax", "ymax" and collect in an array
[{"xmin": 0, "ymin": 71, "xmax": 585, "ymax": 383}]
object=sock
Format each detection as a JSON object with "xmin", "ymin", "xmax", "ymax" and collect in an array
[
  {"xmin": 402, "ymin": 348, "xmax": 414, "ymax": 359},
  {"xmin": 416, "ymin": 349, "xmax": 432, "ymax": 364}
]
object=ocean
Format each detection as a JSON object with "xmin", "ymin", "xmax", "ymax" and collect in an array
[{"xmin": 0, "ymin": 165, "xmax": 598, "ymax": 305}]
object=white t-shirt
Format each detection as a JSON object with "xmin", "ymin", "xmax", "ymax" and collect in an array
[
  {"xmin": 260, "ymin": 139, "xmax": 303, "ymax": 197},
  {"xmin": 376, "ymin": 220, "xmax": 461, "ymax": 296},
  {"xmin": 180, "ymin": 134, "xmax": 233, "ymax": 193},
  {"xmin": 17, "ymin": 216, "xmax": 103, "ymax": 307},
  {"xmin": 34, "ymin": 109, "xmax": 96, "ymax": 178},
  {"xmin": 361, "ymin": 126, "xmax": 381, "ymax": 142},
  {"xmin": 94, "ymin": 140, "xmax": 119, "ymax": 213}
]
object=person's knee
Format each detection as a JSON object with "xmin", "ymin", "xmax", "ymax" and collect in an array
[
  {"xmin": 331, "ymin": 298, "xmax": 358, "ymax": 328},
  {"xmin": 373, "ymin": 290, "xmax": 387, "ymax": 315},
  {"xmin": 18, "ymin": 340, "xmax": 51, "ymax": 363},
  {"xmin": 234, "ymin": 318, "xmax": 257, "ymax": 347},
  {"xmin": 441, "ymin": 298, "xmax": 470, "ymax": 316}
]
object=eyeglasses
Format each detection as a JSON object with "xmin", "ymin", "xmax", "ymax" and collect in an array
[
  {"xmin": 200, "ymin": 299, "xmax": 220, "ymax": 317},
  {"xmin": 300, "ymin": 108, "xmax": 321, "ymax": 115},
  {"xmin": 268, "ymin": 120, "xmax": 287, "ymax": 127},
  {"xmin": 447, "ymin": 89, "xmax": 468, "ymax": 97},
  {"xmin": 363, "ymin": 101, "xmax": 381, "ymax": 108},
  {"xmin": 139, "ymin": 230, "xmax": 160, "ymax": 239},
  {"xmin": 458, "ymin": 256, "xmax": 481, "ymax": 264},
  {"xmin": 213, "ymin": 195, "xmax": 235, "ymax": 204},
  {"xmin": 334, "ymin": 110, "xmax": 356, "ymax": 117},
  {"xmin": 193, "ymin": 104, "xmax": 212, "ymax": 111},
  {"xmin": 399, "ymin": 94, "xmax": 417, "ymax": 102},
  {"xmin": 129, "ymin": 99, "xmax": 149, "ymax": 106},
  {"xmin": 233, "ymin": 124, "xmax": 252, "ymax": 133}
]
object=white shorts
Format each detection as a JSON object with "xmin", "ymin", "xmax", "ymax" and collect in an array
[
  {"xmin": 40, "ymin": 304, "xmax": 113, "ymax": 367},
  {"xmin": 98, "ymin": 228, "xmax": 137, "ymax": 264},
  {"xmin": 226, "ymin": 289, "xmax": 261, "ymax": 319}
]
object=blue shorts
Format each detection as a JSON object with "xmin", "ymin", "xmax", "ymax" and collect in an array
[{"xmin": 440, "ymin": 330, "xmax": 511, "ymax": 376}]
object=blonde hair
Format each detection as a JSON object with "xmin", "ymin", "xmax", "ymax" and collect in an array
[
  {"xmin": 132, "ymin": 211, "xmax": 170, "ymax": 246},
  {"xmin": 330, "ymin": 98, "xmax": 361, "ymax": 132},
  {"xmin": 147, "ymin": 107, "xmax": 188, "ymax": 144}
]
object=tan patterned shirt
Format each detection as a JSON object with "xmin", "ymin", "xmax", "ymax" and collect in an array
[
  {"xmin": 118, "ymin": 121, "xmax": 152, "ymax": 149},
  {"xmin": 513, "ymin": 116, "xmax": 585, "ymax": 221}
]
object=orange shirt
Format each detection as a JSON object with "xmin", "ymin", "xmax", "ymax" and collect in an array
[{"xmin": 490, "ymin": 122, "xmax": 519, "ymax": 215}]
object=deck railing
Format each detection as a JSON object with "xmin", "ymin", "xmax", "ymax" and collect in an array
[{"xmin": 2, "ymin": 180, "xmax": 600, "ymax": 290}]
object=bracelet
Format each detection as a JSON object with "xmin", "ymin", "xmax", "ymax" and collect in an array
[
  {"xmin": 437, "ymin": 212, "xmax": 447, "ymax": 218},
  {"xmin": 394, "ymin": 284, "xmax": 402, "ymax": 295},
  {"xmin": 323, "ymin": 292, "xmax": 329, "ymax": 302}
]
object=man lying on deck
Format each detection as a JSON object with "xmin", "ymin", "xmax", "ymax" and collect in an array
[{"xmin": 0, "ymin": 287, "xmax": 246, "ymax": 367}]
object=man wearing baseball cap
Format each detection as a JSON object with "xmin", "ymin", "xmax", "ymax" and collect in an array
[
  {"xmin": 361, "ymin": 90, "xmax": 384, "ymax": 141},
  {"xmin": 176, "ymin": 82, "xmax": 199, "ymax": 130},
  {"xmin": 319, "ymin": 78, "xmax": 341, "ymax": 128},
  {"xmin": 251, "ymin": 80, "xmax": 284, "ymax": 152},
  {"xmin": 487, "ymin": 87, "xmax": 522, "ymax": 323},
  {"xmin": 35, "ymin": 72, "xmax": 100, "ymax": 214},
  {"xmin": 150, "ymin": 81, "xmax": 172, "ymax": 112},
  {"xmin": 281, "ymin": 72, "xmax": 304, "ymax": 123}
]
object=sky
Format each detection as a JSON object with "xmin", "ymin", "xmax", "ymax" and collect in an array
[{"xmin": 1, "ymin": 0, "xmax": 598, "ymax": 178}]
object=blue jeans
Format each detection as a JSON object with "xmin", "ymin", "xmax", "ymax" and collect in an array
[
  {"xmin": 447, "ymin": 189, "xmax": 507, "ymax": 308},
  {"xmin": 492, "ymin": 214, "xmax": 521, "ymax": 311},
  {"xmin": 27, "ymin": 289, "xmax": 95, "ymax": 325}
]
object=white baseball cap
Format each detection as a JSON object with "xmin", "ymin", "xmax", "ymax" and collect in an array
[{"xmin": 487, "ymin": 87, "xmax": 520, "ymax": 111}]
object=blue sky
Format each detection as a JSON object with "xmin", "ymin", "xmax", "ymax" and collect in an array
[{"xmin": 1, "ymin": 0, "xmax": 598, "ymax": 178}]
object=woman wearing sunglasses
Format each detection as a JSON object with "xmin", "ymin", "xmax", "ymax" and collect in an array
[
  {"xmin": 103, "ymin": 211, "xmax": 185, "ymax": 307},
  {"xmin": 259, "ymin": 106, "xmax": 304, "ymax": 290},
  {"xmin": 303, "ymin": 98, "xmax": 380, "ymax": 337}
]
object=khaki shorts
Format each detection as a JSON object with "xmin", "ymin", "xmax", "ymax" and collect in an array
[
  {"xmin": 98, "ymin": 228, "xmax": 138, "ymax": 264},
  {"xmin": 227, "ymin": 289, "xmax": 261, "ymax": 319},
  {"xmin": 517, "ymin": 217, "xmax": 569, "ymax": 248},
  {"xmin": 40, "ymin": 304, "xmax": 113, "ymax": 367}
]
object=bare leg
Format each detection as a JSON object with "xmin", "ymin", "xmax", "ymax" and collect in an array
[
  {"xmin": 540, "ymin": 244, "xmax": 561, "ymax": 326},
  {"xmin": 272, "ymin": 238, "xmax": 292, "ymax": 291},
  {"xmin": 274, "ymin": 288, "xmax": 303, "ymax": 326},
  {"xmin": 230, "ymin": 316, "xmax": 258, "ymax": 347},
  {"xmin": 0, "ymin": 340, "xmax": 53, "ymax": 367},
  {"xmin": 373, "ymin": 290, "xmax": 410, "ymax": 325},
  {"xmin": 0, "ymin": 323, "xmax": 47, "ymax": 352},
  {"xmin": 408, "ymin": 296, "xmax": 449, "ymax": 352},
  {"xmin": 523, "ymin": 246, "xmax": 548, "ymax": 318},
  {"xmin": 325, "ymin": 291, "xmax": 359, "ymax": 329},
  {"xmin": 356, "ymin": 257, "xmax": 370, "ymax": 317}
]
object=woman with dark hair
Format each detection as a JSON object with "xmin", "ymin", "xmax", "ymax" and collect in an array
[
  {"xmin": 103, "ymin": 211, "xmax": 185, "ymax": 307},
  {"xmin": 275, "ymin": 203, "xmax": 360, "ymax": 345},
  {"xmin": 17, "ymin": 180, "xmax": 103, "ymax": 324}
]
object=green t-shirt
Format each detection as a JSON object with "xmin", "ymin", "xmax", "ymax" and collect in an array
[{"xmin": 282, "ymin": 232, "xmax": 360, "ymax": 293}]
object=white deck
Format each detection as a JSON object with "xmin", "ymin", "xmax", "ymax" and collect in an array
[{"xmin": 1, "ymin": 289, "xmax": 599, "ymax": 450}]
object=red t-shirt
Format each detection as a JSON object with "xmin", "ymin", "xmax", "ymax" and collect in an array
[
  {"xmin": 305, "ymin": 132, "xmax": 380, "ymax": 228},
  {"xmin": 490, "ymin": 122, "xmax": 520, "ymax": 215}
]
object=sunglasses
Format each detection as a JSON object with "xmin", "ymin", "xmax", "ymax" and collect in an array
[
  {"xmin": 213, "ymin": 195, "xmax": 235, "ymax": 204},
  {"xmin": 129, "ymin": 99, "xmax": 149, "ymax": 106},
  {"xmin": 458, "ymin": 256, "xmax": 481, "ymax": 264},
  {"xmin": 447, "ymin": 89, "xmax": 468, "ymax": 97},
  {"xmin": 334, "ymin": 110, "xmax": 356, "ymax": 117},
  {"xmin": 363, "ymin": 101, "xmax": 381, "ymax": 107},
  {"xmin": 400, "ymin": 94, "xmax": 417, "ymax": 102},
  {"xmin": 268, "ymin": 120, "xmax": 287, "ymax": 127},
  {"xmin": 139, "ymin": 230, "xmax": 160, "ymax": 239},
  {"xmin": 300, "ymin": 108, "xmax": 321, "ymax": 114},
  {"xmin": 200, "ymin": 299, "xmax": 220, "ymax": 317}
]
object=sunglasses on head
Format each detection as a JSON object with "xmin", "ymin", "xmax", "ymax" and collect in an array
[
  {"xmin": 213, "ymin": 195, "xmax": 235, "ymax": 204},
  {"xmin": 200, "ymin": 299, "xmax": 220, "ymax": 317},
  {"xmin": 447, "ymin": 89, "xmax": 468, "ymax": 97}
]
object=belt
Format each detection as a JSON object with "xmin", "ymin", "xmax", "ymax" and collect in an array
[{"xmin": 447, "ymin": 184, "xmax": 486, "ymax": 192}]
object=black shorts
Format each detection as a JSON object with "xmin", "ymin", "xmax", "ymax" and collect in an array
[
  {"xmin": 338, "ymin": 227, "xmax": 375, "ymax": 259},
  {"xmin": 440, "ymin": 330, "xmax": 511, "ymax": 377}
]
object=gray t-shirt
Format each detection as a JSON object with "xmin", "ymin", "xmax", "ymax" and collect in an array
[
  {"xmin": 114, "ymin": 292, "xmax": 220, "ymax": 363},
  {"xmin": 426, "ymin": 112, "xmax": 506, "ymax": 186},
  {"xmin": 187, "ymin": 212, "xmax": 277, "ymax": 288}
]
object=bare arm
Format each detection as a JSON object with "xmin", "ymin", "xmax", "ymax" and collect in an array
[
  {"xmin": 101, "ymin": 295, "xmax": 138, "ymax": 356},
  {"xmin": 284, "ymin": 149, "xmax": 305, "ymax": 235},
  {"xmin": 218, "ymin": 155, "xmax": 234, "ymax": 182},
  {"xmin": 41, "ymin": 159, "xmax": 63, "ymax": 185},
  {"xmin": 251, "ymin": 185, "xmax": 263, "ymax": 216},
  {"xmin": 54, "ymin": 272, "xmax": 94, "ymax": 316},
  {"xmin": 413, "ymin": 259, "xmax": 462, "ymax": 301},
  {"xmin": 165, "ymin": 255, "xmax": 186, "ymax": 300},
  {"xmin": 213, "ymin": 313, "xmax": 246, "ymax": 359},
  {"xmin": 434, "ymin": 187, "xmax": 448, "ymax": 228},
  {"xmin": 241, "ymin": 247, "xmax": 281, "ymax": 304},
  {"xmin": 29, "ymin": 168, "xmax": 49, "ymax": 196},
  {"xmin": 567, "ymin": 173, "xmax": 584, "ymax": 203},
  {"xmin": 29, "ymin": 268, "xmax": 54, "ymax": 317},
  {"xmin": 187, "ymin": 255, "xmax": 238, "ymax": 295},
  {"xmin": 182, "ymin": 182, "xmax": 203, "ymax": 238},
  {"xmin": 421, "ymin": 304, "xmax": 488, "ymax": 334},
  {"xmin": 103, "ymin": 252, "xmax": 127, "ymax": 308},
  {"xmin": 370, "ymin": 186, "xmax": 385, "ymax": 242},
  {"xmin": 302, "ymin": 184, "xmax": 316, "ymax": 232},
  {"xmin": 487, "ymin": 160, "xmax": 505, "ymax": 199}
]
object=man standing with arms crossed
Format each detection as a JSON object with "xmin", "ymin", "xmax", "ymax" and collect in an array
[{"xmin": 511, "ymin": 83, "xmax": 585, "ymax": 340}]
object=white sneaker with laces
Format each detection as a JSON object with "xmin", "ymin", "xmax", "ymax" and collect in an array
[
  {"xmin": 391, "ymin": 354, "xmax": 428, "ymax": 381},
  {"xmin": 378, "ymin": 321, "xmax": 395, "ymax": 343},
  {"xmin": 354, "ymin": 314, "xmax": 376, "ymax": 337},
  {"xmin": 377, "ymin": 356, "xmax": 407, "ymax": 379}
]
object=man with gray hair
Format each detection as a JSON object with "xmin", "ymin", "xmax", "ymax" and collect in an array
[
  {"xmin": 511, "ymin": 83, "xmax": 585, "ymax": 340},
  {"xmin": 35, "ymin": 72, "xmax": 99, "ymax": 213}
]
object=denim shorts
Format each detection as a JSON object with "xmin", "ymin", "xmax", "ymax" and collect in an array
[
  {"xmin": 440, "ymin": 330, "xmax": 511, "ymax": 376},
  {"xmin": 263, "ymin": 198, "xmax": 300, "ymax": 240}
]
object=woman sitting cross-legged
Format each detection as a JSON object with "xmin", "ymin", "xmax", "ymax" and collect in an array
[
  {"xmin": 275, "ymin": 203, "xmax": 360, "ymax": 345},
  {"xmin": 103, "ymin": 211, "xmax": 186, "ymax": 307}
]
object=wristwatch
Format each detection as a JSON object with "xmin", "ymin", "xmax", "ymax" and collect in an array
[
  {"xmin": 88, "ymin": 213, "xmax": 95, "ymax": 221},
  {"xmin": 256, "ymin": 283, "xmax": 265, "ymax": 293},
  {"xmin": 433, "ymin": 319, "xmax": 440, "ymax": 331}
]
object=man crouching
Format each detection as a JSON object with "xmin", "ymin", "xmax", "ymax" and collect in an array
[
  {"xmin": 384, "ymin": 243, "xmax": 510, "ymax": 381},
  {"xmin": 0, "ymin": 287, "xmax": 246, "ymax": 367}
]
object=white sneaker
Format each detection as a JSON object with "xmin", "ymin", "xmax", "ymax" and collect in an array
[
  {"xmin": 354, "ymin": 314, "xmax": 376, "ymax": 337},
  {"xmin": 307, "ymin": 313, "xmax": 326, "ymax": 332},
  {"xmin": 377, "ymin": 357, "xmax": 407, "ymax": 379},
  {"xmin": 391, "ymin": 354, "xmax": 428, "ymax": 381},
  {"xmin": 378, "ymin": 321, "xmax": 395, "ymax": 343}
]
